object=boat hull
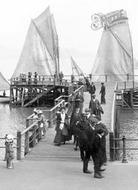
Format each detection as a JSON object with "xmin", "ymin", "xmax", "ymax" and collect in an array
[{"xmin": 0, "ymin": 96, "xmax": 10, "ymax": 103}]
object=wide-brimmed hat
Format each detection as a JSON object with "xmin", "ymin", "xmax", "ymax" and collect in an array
[
  {"xmin": 33, "ymin": 108, "xmax": 38, "ymax": 113},
  {"xmin": 38, "ymin": 110, "xmax": 43, "ymax": 114},
  {"xmin": 5, "ymin": 134, "xmax": 14, "ymax": 142}
]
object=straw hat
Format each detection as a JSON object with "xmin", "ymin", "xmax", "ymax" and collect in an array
[
  {"xmin": 33, "ymin": 108, "xmax": 38, "ymax": 113},
  {"xmin": 38, "ymin": 110, "xmax": 43, "ymax": 114},
  {"xmin": 6, "ymin": 134, "xmax": 14, "ymax": 142}
]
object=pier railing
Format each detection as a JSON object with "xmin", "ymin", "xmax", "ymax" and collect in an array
[
  {"xmin": 16, "ymin": 116, "xmax": 48, "ymax": 160},
  {"xmin": 0, "ymin": 85, "xmax": 84, "ymax": 160},
  {"xmin": 110, "ymin": 135, "xmax": 138, "ymax": 162}
]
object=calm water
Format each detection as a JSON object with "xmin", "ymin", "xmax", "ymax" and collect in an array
[
  {"xmin": 119, "ymin": 109, "xmax": 138, "ymax": 160},
  {"xmin": 0, "ymin": 103, "xmax": 49, "ymax": 160}
]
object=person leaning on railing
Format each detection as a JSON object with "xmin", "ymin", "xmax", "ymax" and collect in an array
[{"xmin": 37, "ymin": 110, "xmax": 46, "ymax": 136}]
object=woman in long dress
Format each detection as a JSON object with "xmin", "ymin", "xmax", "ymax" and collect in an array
[{"xmin": 54, "ymin": 106, "xmax": 70, "ymax": 146}]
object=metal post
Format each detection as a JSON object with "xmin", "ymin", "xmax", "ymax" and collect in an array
[
  {"xmin": 109, "ymin": 132, "xmax": 115, "ymax": 161},
  {"xmin": 122, "ymin": 136, "xmax": 128, "ymax": 163}
]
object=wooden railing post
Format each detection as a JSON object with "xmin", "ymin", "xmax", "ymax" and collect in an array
[
  {"xmin": 38, "ymin": 121, "xmax": 42, "ymax": 140},
  {"xmin": 25, "ymin": 131, "xmax": 29, "ymax": 155},
  {"xmin": 25, "ymin": 119, "xmax": 30, "ymax": 154},
  {"xmin": 122, "ymin": 136, "xmax": 128, "ymax": 163},
  {"xmin": 48, "ymin": 110, "xmax": 52, "ymax": 128},
  {"xmin": 32, "ymin": 126, "xmax": 36, "ymax": 147},
  {"xmin": 17, "ymin": 131, "xmax": 22, "ymax": 160},
  {"xmin": 109, "ymin": 132, "xmax": 115, "ymax": 161}
]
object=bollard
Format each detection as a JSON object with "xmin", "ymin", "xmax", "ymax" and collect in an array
[{"xmin": 122, "ymin": 136, "xmax": 128, "ymax": 163}]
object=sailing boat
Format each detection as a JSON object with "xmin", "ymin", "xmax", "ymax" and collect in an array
[
  {"xmin": 71, "ymin": 56, "xmax": 85, "ymax": 83},
  {"xmin": 12, "ymin": 6, "xmax": 59, "ymax": 79},
  {"xmin": 0, "ymin": 72, "xmax": 10, "ymax": 103},
  {"xmin": 10, "ymin": 7, "xmax": 61, "ymax": 107},
  {"xmin": 91, "ymin": 10, "xmax": 134, "ymax": 82}
]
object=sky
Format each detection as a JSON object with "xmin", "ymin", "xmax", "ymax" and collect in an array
[{"xmin": 0, "ymin": 0, "xmax": 138, "ymax": 79}]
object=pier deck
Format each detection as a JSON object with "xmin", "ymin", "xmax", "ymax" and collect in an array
[
  {"xmin": 25, "ymin": 81, "xmax": 116, "ymax": 161},
  {"xmin": 1, "ymin": 81, "xmax": 138, "ymax": 190}
]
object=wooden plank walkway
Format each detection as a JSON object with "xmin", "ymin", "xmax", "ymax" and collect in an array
[{"xmin": 25, "ymin": 82, "xmax": 116, "ymax": 161}]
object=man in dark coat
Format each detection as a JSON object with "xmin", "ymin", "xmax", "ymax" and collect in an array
[
  {"xmin": 89, "ymin": 94, "xmax": 104, "ymax": 120},
  {"xmin": 89, "ymin": 82, "xmax": 96, "ymax": 98},
  {"xmin": 75, "ymin": 108, "xmax": 105, "ymax": 178},
  {"xmin": 70, "ymin": 107, "xmax": 81, "ymax": 150},
  {"xmin": 74, "ymin": 92, "xmax": 84, "ymax": 114},
  {"xmin": 100, "ymin": 82, "xmax": 106, "ymax": 104}
]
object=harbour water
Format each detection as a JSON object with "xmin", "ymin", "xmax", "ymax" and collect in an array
[
  {"xmin": 119, "ymin": 109, "xmax": 138, "ymax": 161},
  {"xmin": 0, "ymin": 103, "xmax": 50, "ymax": 160}
]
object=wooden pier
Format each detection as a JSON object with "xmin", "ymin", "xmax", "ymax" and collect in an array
[
  {"xmin": 2, "ymin": 80, "xmax": 138, "ymax": 161},
  {"xmin": 10, "ymin": 74, "xmax": 73, "ymax": 107}
]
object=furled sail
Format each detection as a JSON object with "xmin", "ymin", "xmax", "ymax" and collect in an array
[
  {"xmin": 91, "ymin": 10, "xmax": 134, "ymax": 81},
  {"xmin": 0, "ymin": 72, "xmax": 9, "ymax": 91},
  {"xmin": 71, "ymin": 56, "xmax": 84, "ymax": 76},
  {"xmin": 12, "ymin": 7, "xmax": 59, "ymax": 78}
]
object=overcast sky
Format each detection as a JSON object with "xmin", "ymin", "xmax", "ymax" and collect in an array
[{"xmin": 0, "ymin": 0, "xmax": 138, "ymax": 79}]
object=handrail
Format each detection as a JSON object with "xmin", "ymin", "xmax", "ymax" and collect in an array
[
  {"xmin": 21, "ymin": 121, "xmax": 38, "ymax": 135},
  {"xmin": 50, "ymin": 99, "xmax": 65, "ymax": 112}
]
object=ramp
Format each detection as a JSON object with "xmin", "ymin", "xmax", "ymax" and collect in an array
[{"xmin": 25, "ymin": 82, "xmax": 116, "ymax": 161}]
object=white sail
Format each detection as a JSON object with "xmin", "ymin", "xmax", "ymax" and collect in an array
[
  {"xmin": 12, "ymin": 7, "xmax": 59, "ymax": 78},
  {"xmin": 91, "ymin": 10, "xmax": 133, "ymax": 82},
  {"xmin": 71, "ymin": 56, "xmax": 84, "ymax": 76},
  {"xmin": 0, "ymin": 72, "xmax": 9, "ymax": 91}
]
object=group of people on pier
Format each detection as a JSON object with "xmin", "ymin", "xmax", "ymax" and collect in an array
[
  {"xmin": 54, "ymin": 82, "xmax": 108, "ymax": 178},
  {"xmin": 32, "ymin": 108, "xmax": 47, "ymax": 138}
]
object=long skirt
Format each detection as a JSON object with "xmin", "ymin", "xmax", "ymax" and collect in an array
[{"xmin": 54, "ymin": 127, "xmax": 70, "ymax": 144}]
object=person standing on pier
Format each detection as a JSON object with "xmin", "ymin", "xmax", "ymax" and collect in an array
[
  {"xmin": 70, "ymin": 107, "xmax": 81, "ymax": 150},
  {"xmin": 54, "ymin": 106, "xmax": 70, "ymax": 146},
  {"xmin": 74, "ymin": 91, "xmax": 84, "ymax": 114},
  {"xmin": 38, "ymin": 110, "xmax": 46, "ymax": 136},
  {"xmin": 89, "ymin": 82, "xmax": 96, "ymax": 99},
  {"xmin": 100, "ymin": 82, "xmax": 106, "ymax": 104},
  {"xmin": 94, "ymin": 118, "xmax": 109, "ymax": 167},
  {"xmin": 89, "ymin": 94, "xmax": 104, "ymax": 120},
  {"xmin": 59, "ymin": 71, "xmax": 64, "ymax": 85},
  {"xmin": 71, "ymin": 74, "xmax": 75, "ymax": 83}
]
